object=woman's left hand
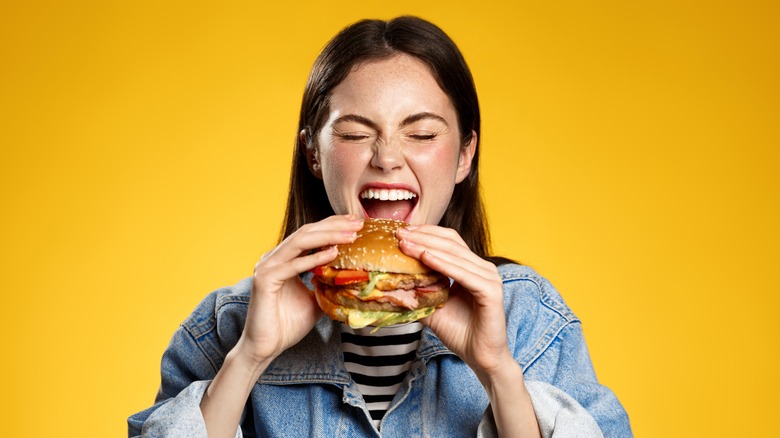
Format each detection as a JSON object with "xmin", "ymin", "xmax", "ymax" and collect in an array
[
  {"xmin": 398, "ymin": 224, "xmax": 540, "ymax": 437},
  {"xmin": 396, "ymin": 225, "xmax": 514, "ymax": 378}
]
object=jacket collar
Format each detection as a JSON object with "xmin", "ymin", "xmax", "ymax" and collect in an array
[{"xmin": 259, "ymin": 316, "xmax": 454, "ymax": 386}]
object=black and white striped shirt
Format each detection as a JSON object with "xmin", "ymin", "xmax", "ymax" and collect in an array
[{"xmin": 340, "ymin": 322, "xmax": 423, "ymax": 430}]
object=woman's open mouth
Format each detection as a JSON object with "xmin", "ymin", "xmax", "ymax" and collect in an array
[{"xmin": 359, "ymin": 187, "xmax": 418, "ymax": 222}]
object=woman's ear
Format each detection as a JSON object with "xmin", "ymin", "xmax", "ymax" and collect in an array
[
  {"xmin": 301, "ymin": 128, "xmax": 323, "ymax": 179},
  {"xmin": 455, "ymin": 130, "xmax": 477, "ymax": 184}
]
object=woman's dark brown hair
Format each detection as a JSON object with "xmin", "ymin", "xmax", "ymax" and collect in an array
[{"xmin": 281, "ymin": 16, "xmax": 498, "ymax": 261}]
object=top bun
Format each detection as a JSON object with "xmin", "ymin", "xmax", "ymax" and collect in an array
[{"xmin": 329, "ymin": 218, "xmax": 431, "ymax": 274}]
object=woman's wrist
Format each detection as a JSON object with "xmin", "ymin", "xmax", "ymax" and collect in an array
[
  {"xmin": 201, "ymin": 343, "xmax": 272, "ymax": 438},
  {"xmin": 473, "ymin": 353, "xmax": 541, "ymax": 437},
  {"xmin": 230, "ymin": 337, "xmax": 276, "ymax": 377},
  {"xmin": 474, "ymin": 351, "xmax": 524, "ymax": 399},
  {"xmin": 225, "ymin": 352, "xmax": 270, "ymax": 387}
]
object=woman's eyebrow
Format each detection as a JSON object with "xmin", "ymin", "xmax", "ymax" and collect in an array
[
  {"xmin": 332, "ymin": 112, "xmax": 448, "ymax": 130},
  {"xmin": 400, "ymin": 112, "xmax": 448, "ymax": 127},
  {"xmin": 332, "ymin": 114, "xmax": 380, "ymax": 131}
]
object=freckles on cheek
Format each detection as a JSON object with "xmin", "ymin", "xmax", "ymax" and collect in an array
[
  {"xmin": 321, "ymin": 147, "xmax": 358, "ymax": 188},
  {"xmin": 414, "ymin": 145, "xmax": 460, "ymax": 172},
  {"xmin": 324, "ymin": 152, "xmax": 349, "ymax": 177}
]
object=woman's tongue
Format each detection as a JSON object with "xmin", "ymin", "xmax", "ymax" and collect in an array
[{"xmin": 362, "ymin": 199, "xmax": 414, "ymax": 221}]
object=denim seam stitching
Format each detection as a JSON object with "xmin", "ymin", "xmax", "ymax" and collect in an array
[
  {"xmin": 181, "ymin": 322, "xmax": 221, "ymax": 374},
  {"xmin": 501, "ymin": 275, "xmax": 577, "ymax": 322},
  {"xmin": 257, "ymin": 375, "xmax": 351, "ymax": 385},
  {"xmin": 181, "ymin": 295, "xmax": 251, "ymax": 374},
  {"xmin": 500, "ymin": 274, "xmax": 579, "ymax": 370},
  {"xmin": 216, "ymin": 295, "xmax": 251, "ymax": 308},
  {"xmin": 519, "ymin": 319, "xmax": 574, "ymax": 371}
]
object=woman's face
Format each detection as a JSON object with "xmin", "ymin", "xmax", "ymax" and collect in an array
[{"xmin": 312, "ymin": 54, "xmax": 476, "ymax": 225}]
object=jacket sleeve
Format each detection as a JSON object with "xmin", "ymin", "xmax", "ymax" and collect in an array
[
  {"xmin": 500, "ymin": 267, "xmax": 632, "ymax": 437},
  {"xmin": 476, "ymin": 380, "xmax": 603, "ymax": 438},
  {"xmin": 524, "ymin": 320, "xmax": 631, "ymax": 437},
  {"xmin": 127, "ymin": 291, "xmax": 246, "ymax": 437},
  {"xmin": 526, "ymin": 380, "xmax": 604, "ymax": 437}
]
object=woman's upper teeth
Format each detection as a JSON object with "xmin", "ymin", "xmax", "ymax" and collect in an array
[{"xmin": 360, "ymin": 188, "xmax": 417, "ymax": 201}]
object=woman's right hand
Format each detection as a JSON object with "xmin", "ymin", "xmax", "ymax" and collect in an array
[
  {"xmin": 202, "ymin": 215, "xmax": 363, "ymax": 438},
  {"xmin": 234, "ymin": 214, "xmax": 363, "ymax": 366}
]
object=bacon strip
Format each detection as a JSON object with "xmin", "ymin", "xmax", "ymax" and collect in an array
[{"xmin": 377, "ymin": 289, "xmax": 418, "ymax": 309}]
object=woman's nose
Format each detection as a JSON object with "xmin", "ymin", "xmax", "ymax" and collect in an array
[{"xmin": 370, "ymin": 138, "xmax": 405, "ymax": 171}]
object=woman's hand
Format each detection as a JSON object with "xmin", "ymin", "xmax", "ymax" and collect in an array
[
  {"xmin": 397, "ymin": 225, "xmax": 541, "ymax": 437},
  {"xmin": 396, "ymin": 225, "xmax": 511, "ymax": 376},
  {"xmin": 236, "ymin": 214, "xmax": 364, "ymax": 366},
  {"xmin": 202, "ymin": 215, "xmax": 363, "ymax": 438}
]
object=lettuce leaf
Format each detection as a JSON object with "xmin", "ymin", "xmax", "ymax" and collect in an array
[
  {"xmin": 359, "ymin": 272, "xmax": 384, "ymax": 298},
  {"xmin": 346, "ymin": 306, "xmax": 436, "ymax": 331}
]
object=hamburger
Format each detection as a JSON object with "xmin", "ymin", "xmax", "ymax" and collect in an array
[{"xmin": 311, "ymin": 218, "xmax": 450, "ymax": 329}]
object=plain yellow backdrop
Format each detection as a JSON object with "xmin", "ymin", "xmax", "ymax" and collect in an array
[{"xmin": 1, "ymin": 0, "xmax": 778, "ymax": 436}]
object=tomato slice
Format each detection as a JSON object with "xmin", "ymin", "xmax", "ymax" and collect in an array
[
  {"xmin": 334, "ymin": 269, "xmax": 370, "ymax": 285},
  {"xmin": 312, "ymin": 265, "xmax": 325, "ymax": 277}
]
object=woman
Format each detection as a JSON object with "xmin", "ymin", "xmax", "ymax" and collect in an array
[{"xmin": 129, "ymin": 16, "xmax": 631, "ymax": 437}]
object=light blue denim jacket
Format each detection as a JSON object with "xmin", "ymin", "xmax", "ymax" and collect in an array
[{"xmin": 128, "ymin": 264, "xmax": 631, "ymax": 437}]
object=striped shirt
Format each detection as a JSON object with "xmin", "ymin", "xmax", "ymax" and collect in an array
[{"xmin": 340, "ymin": 322, "xmax": 423, "ymax": 430}]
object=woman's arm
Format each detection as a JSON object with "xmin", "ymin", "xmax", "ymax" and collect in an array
[
  {"xmin": 200, "ymin": 344, "xmax": 272, "ymax": 438},
  {"xmin": 200, "ymin": 215, "xmax": 364, "ymax": 438},
  {"xmin": 476, "ymin": 354, "xmax": 541, "ymax": 437},
  {"xmin": 397, "ymin": 225, "xmax": 541, "ymax": 437}
]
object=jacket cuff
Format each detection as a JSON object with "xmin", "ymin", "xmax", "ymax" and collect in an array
[
  {"xmin": 526, "ymin": 380, "xmax": 604, "ymax": 437},
  {"xmin": 141, "ymin": 380, "xmax": 242, "ymax": 438},
  {"xmin": 476, "ymin": 381, "xmax": 603, "ymax": 438}
]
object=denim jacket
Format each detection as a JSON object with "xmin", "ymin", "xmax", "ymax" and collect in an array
[{"xmin": 128, "ymin": 264, "xmax": 632, "ymax": 437}]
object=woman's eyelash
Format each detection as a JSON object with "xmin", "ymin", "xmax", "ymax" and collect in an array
[
  {"xmin": 335, "ymin": 132, "xmax": 436, "ymax": 141},
  {"xmin": 338, "ymin": 133, "xmax": 370, "ymax": 140}
]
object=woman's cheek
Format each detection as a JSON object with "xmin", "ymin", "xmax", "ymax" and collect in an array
[
  {"xmin": 320, "ymin": 146, "xmax": 364, "ymax": 215},
  {"xmin": 408, "ymin": 143, "xmax": 460, "ymax": 176}
]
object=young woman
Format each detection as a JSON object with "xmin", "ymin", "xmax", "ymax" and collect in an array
[{"xmin": 129, "ymin": 16, "xmax": 631, "ymax": 437}]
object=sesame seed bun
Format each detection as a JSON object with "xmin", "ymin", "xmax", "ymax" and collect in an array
[{"xmin": 328, "ymin": 218, "xmax": 431, "ymax": 275}]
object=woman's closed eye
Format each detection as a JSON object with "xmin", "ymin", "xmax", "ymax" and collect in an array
[
  {"xmin": 335, "ymin": 132, "xmax": 373, "ymax": 142},
  {"xmin": 407, "ymin": 132, "xmax": 438, "ymax": 142}
]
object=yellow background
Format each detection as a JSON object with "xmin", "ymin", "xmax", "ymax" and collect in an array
[{"xmin": 1, "ymin": 1, "xmax": 778, "ymax": 436}]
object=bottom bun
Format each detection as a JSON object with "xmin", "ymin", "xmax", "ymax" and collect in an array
[{"xmin": 314, "ymin": 287, "xmax": 438, "ymax": 329}]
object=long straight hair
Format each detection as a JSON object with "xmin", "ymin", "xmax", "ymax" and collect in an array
[{"xmin": 280, "ymin": 16, "xmax": 500, "ymax": 262}]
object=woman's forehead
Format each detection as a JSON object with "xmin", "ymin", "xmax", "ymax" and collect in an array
[{"xmin": 328, "ymin": 55, "xmax": 455, "ymax": 124}]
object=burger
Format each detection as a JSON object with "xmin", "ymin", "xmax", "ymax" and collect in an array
[{"xmin": 311, "ymin": 218, "xmax": 450, "ymax": 329}]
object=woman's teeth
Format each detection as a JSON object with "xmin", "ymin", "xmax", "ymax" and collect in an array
[{"xmin": 360, "ymin": 188, "xmax": 417, "ymax": 201}]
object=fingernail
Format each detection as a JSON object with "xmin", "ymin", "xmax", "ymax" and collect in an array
[{"xmin": 401, "ymin": 238, "xmax": 416, "ymax": 248}]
